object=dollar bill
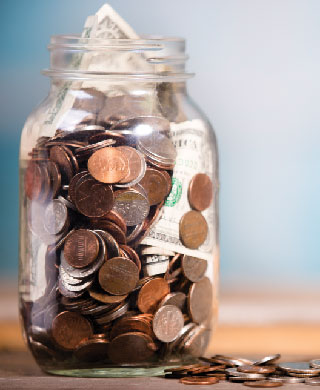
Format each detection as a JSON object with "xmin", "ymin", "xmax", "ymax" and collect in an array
[{"xmin": 141, "ymin": 119, "xmax": 218, "ymax": 264}]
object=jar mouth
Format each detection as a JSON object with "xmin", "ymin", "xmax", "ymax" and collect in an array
[{"xmin": 44, "ymin": 34, "xmax": 193, "ymax": 81}]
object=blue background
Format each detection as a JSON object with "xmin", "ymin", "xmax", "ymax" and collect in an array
[{"xmin": 1, "ymin": 0, "xmax": 320, "ymax": 289}]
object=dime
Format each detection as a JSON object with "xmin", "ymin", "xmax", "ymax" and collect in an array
[
  {"xmin": 179, "ymin": 376, "xmax": 219, "ymax": 385},
  {"xmin": 139, "ymin": 168, "xmax": 170, "ymax": 205},
  {"xmin": 113, "ymin": 189, "xmax": 150, "ymax": 226},
  {"xmin": 182, "ymin": 255, "xmax": 208, "ymax": 283},
  {"xmin": 88, "ymin": 147, "xmax": 129, "ymax": 183},
  {"xmin": 137, "ymin": 277, "xmax": 170, "ymax": 314},
  {"xmin": 188, "ymin": 173, "xmax": 213, "ymax": 211},
  {"xmin": 243, "ymin": 381, "xmax": 283, "ymax": 388},
  {"xmin": 25, "ymin": 161, "xmax": 43, "ymax": 200},
  {"xmin": 279, "ymin": 362, "xmax": 320, "ymax": 375},
  {"xmin": 74, "ymin": 338, "xmax": 109, "ymax": 362},
  {"xmin": 98, "ymin": 257, "xmax": 139, "ymax": 295},
  {"xmin": 179, "ymin": 211, "xmax": 208, "ymax": 249},
  {"xmin": 108, "ymin": 332, "xmax": 156, "ymax": 364},
  {"xmin": 64, "ymin": 229, "xmax": 100, "ymax": 268},
  {"xmin": 74, "ymin": 175, "xmax": 114, "ymax": 218},
  {"xmin": 159, "ymin": 292, "xmax": 186, "ymax": 311},
  {"xmin": 153, "ymin": 305, "xmax": 184, "ymax": 343},
  {"xmin": 310, "ymin": 360, "xmax": 320, "ymax": 369},
  {"xmin": 183, "ymin": 325, "xmax": 211, "ymax": 357},
  {"xmin": 238, "ymin": 365, "xmax": 276, "ymax": 374},
  {"xmin": 49, "ymin": 146, "xmax": 74, "ymax": 182},
  {"xmin": 188, "ymin": 277, "xmax": 213, "ymax": 324},
  {"xmin": 44, "ymin": 200, "xmax": 69, "ymax": 235},
  {"xmin": 51, "ymin": 311, "xmax": 93, "ymax": 350}
]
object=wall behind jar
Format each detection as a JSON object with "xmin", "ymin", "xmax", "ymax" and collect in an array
[{"xmin": 1, "ymin": 0, "xmax": 320, "ymax": 292}]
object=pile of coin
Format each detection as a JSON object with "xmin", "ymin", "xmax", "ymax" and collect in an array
[
  {"xmin": 22, "ymin": 90, "xmax": 215, "ymax": 368},
  {"xmin": 164, "ymin": 355, "xmax": 320, "ymax": 387}
]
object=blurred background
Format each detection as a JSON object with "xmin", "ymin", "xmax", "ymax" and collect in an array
[{"xmin": 1, "ymin": 0, "xmax": 320, "ymax": 357}]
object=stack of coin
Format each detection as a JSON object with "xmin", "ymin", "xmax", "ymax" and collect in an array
[
  {"xmin": 165, "ymin": 355, "xmax": 320, "ymax": 387},
  {"xmin": 22, "ymin": 93, "xmax": 215, "ymax": 369}
]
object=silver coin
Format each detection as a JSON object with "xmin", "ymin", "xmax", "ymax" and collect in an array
[
  {"xmin": 226, "ymin": 368, "xmax": 267, "ymax": 379},
  {"xmin": 310, "ymin": 360, "xmax": 320, "ymax": 369},
  {"xmin": 253, "ymin": 354, "xmax": 281, "ymax": 366},
  {"xmin": 113, "ymin": 189, "xmax": 150, "ymax": 226},
  {"xmin": 137, "ymin": 131, "xmax": 176, "ymax": 165},
  {"xmin": 165, "ymin": 322, "xmax": 197, "ymax": 356},
  {"xmin": 59, "ymin": 273, "xmax": 94, "ymax": 292},
  {"xmin": 269, "ymin": 376, "xmax": 305, "ymax": 384},
  {"xmin": 182, "ymin": 324, "xmax": 211, "ymax": 357},
  {"xmin": 305, "ymin": 378, "xmax": 320, "ymax": 386},
  {"xmin": 93, "ymin": 229, "xmax": 120, "ymax": 259},
  {"xmin": 115, "ymin": 150, "xmax": 147, "ymax": 189},
  {"xmin": 58, "ymin": 278, "xmax": 84, "ymax": 298},
  {"xmin": 153, "ymin": 305, "xmax": 184, "ymax": 343},
  {"xmin": 75, "ymin": 139, "xmax": 115, "ymax": 154},
  {"xmin": 95, "ymin": 301, "xmax": 130, "ymax": 325},
  {"xmin": 279, "ymin": 362, "xmax": 320, "ymax": 375},
  {"xmin": 110, "ymin": 115, "xmax": 170, "ymax": 136},
  {"xmin": 58, "ymin": 195, "xmax": 77, "ymax": 211},
  {"xmin": 159, "ymin": 292, "xmax": 186, "ymax": 311}
]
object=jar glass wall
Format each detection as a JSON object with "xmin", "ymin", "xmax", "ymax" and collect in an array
[{"xmin": 19, "ymin": 36, "xmax": 219, "ymax": 377}]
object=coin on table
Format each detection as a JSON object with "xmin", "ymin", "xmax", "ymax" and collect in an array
[
  {"xmin": 269, "ymin": 377, "xmax": 305, "ymax": 384},
  {"xmin": 182, "ymin": 255, "xmax": 208, "ymax": 283},
  {"xmin": 243, "ymin": 381, "xmax": 283, "ymax": 388},
  {"xmin": 137, "ymin": 277, "xmax": 170, "ymax": 314},
  {"xmin": 113, "ymin": 189, "xmax": 150, "ymax": 226},
  {"xmin": 139, "ymin": 168, "xmax": 171, "ymax": 206},
  {"xmin": 305, "ymin": 378, "xmax": 320, "ymax": 385},
  {"xmin": 88, "ymin": 147, "xmax": 129, "ymax": 183},
  {"xmin": 253, "ymin": 354, "xmax": 281, "ymax": 366},
  {"xmin": 64, "ymin": 229, "xmax": 100, "ymax": 268},
  {"xmin": 179, "ymin": 376, "xmax": 219, "ymax": 385},
  {"xmin": 51, "ymin": 311, "xmax": 93, "ymax": 350},
  {"xmin": 179, "ymin": 211, "xmax": 208, "ymax": 249},
  {"xmin": 238, "ymin": 365, "xmax": 276, "ymax": 374},
  {"xmin": 49, "ymin": 145, "xmax": 75, "ymax": 182},
  {"xmin": 153, "ymin": 305, "xmax": 184, "ymax": 343},
  {"xmin": 279, "ymin": 362, "xmax": 320, "ymax": 375},
  {"xmin": 188, "ymin": 173, "xmax": 213, "ymax": 211},
  {"xmin": 310, "ymin": 360, "xmax": 320, "ymax": 369},
  {"xmin": 74, "ymin": 174, "xmax": 114, "ymax": 218},
  {"xmin": 98, "ymin": 257, "xmax": 139, "ymax": 295},
  {"xmin": 108, "ymin": 332, "xmax": 156, "ymax": 364},
  {"xmin": 44, "ymin": 200, "xmax": 70, "ymax": 235},
  {"xmin": 188, "ymin": 277, "xmax": 213, "ymax": 324}
]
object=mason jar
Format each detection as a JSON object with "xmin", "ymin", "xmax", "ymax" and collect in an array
[{"xmin": 19, "ymin": 35, "xmax": 219, "ymax": 377}]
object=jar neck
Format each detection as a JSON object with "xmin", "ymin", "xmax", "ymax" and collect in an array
[{"xmin": 43, "ymin": 35, "xmax": 194, "ymax": 83}]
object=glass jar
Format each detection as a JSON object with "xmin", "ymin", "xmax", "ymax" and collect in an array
[{"xmin": 19, "ymin": 35, "xmax": 219, "ymax": 377}]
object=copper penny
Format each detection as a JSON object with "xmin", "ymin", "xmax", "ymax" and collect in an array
[
  {"xmin": 179, "ymin": 211, "xmax": 208, "ymax": 249},
  {"xmin": 88, "ymin": 147, "xmax": 129, "ymax": 183},
  {"xmin": 74, "ymin": 175, "xmax": 114, "ymax": 218},
  {"xmin": 68, "ymin": 171, "xmax": 88, "ymax": 204},
  {"xmin": 113, "ymin": 189, "xmax": 150, "ymax": 226},
  {"xmin": 49, "ymin": 145, "xmax": 74, "ymax": 182},
  {"xmin": 179, "ymin": 377, "xmax": 219, "ymax": 385},
  {"xmin": 103, "ymin": 210, "xmax": 127, "ymax": 235},
  {"xmin": 182, "ymin": 255, "xmax": 208, "ymax": 283},
  {"xmin": 188, "ymin": 277, "xmax": 213, "ymax": 324},
  {"xmin": 243, "ymin": 381, "xmax": 283, "ymax": 388},
  {"xmin": 46, "ymin": 160, "xmax": 61, "ymax": 199},
  {"xmin": 74, "ymin": 338, "xmax": 109, "ymax": 362},
  {"xmin": 110, "ymin": 315, "xmax": 154, "ymax": 340},
  {"xmin": 153, "ymin": 305, "xmax": 184, "ymax": 343},
  {"xmin": 139, "ymin": 168, "xmax": 170, "ymax": 205},
  {"xmin": 108, "ymin": 332, "xmax": 155, "ymax": 364},
  {"xmin": 98, "ymin": 257, "xmax": 139, "ymax": 295},
  {"xmin": 238, "ymin": 365, "xmax": 276, "ymax": 374},
  {"xmin": 120, "ymin": 245, "xmax": 141, "ymax": 272},
  {"xmin": 188, "ymin": 173, "xmax": 213, "ymax": 211},
  {"xmin": 102, "ymin": 221, "xmax": 127, "ymax": 244},
  {"xmin": 64, "ymin": 229, "xmax": 100, "ymax": 268},
  {"xmin": 25, "ymin": 161, "xmax": 43, "ymax": 200},
  {"xmin": 51, "ymin": 311, "xmax": 93, "ymax": 350},
  {"xmin": 116, "ymin": 146, "xmax": 145, "ymax": 184},
  {"xmin": 137, "ymin": 277, "xmax": 170, "ymax": 314},
  {"xmin": 89, "ymin": 285, "xmax": 128, "ymax": 304}
]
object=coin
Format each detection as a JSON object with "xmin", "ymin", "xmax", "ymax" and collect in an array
[
  {"xmin": 137, "ymin": 277, "xmax": 170, "ymax": 314},
  {"xmin": 305, "ymin": 378, "xmax": 320, "ymax": 385},
  {"xmin": 110, "ymin": 315, "xmax": 154, "ymax": 340},
  {"xmin": 25, "ymin": 161, "xmax": 43, "ymax": 200},
  {"xmin": 51, "ymin": 311, "xmax": 93, "ymax": 350},
  {"xmin": 115, "ymin": 146, "xmax": 146, "ymax": 184},
  {"xmin": 188, "ymin": 277, "xmax": 213, "ymax": 324},
  {"xmin": 153, "ymin": 305, "xmax": 184, "ymax": 343},
  {"xmin": 179, "ymin": 376, "xmax": 219, "ymax": 385},
  {"xmin": 88, "ymin": 147, "xmax": 129, "ymax": 183},
  {"xmin": 310, "ymin": 360, "xmax": 320, "ymax": 369},
  {"xmin": 44, "ymin": 200, "xmax": 69, "ymax": 235},
  {"xmin": 102, "ymin": 211, "xmax": 127, "ymax": 235},
  {"xmin": 253, "ymin": 354, "xmax": 281, "ymax": 366},
  {"xmin": 89, "ymin": 285, "xmax": 128, "ymax": 304},
  {"xmin": 188, "ymin": 173, "xmax": 213, "ymax": 211},
  {"xmin": 49, "ymin": 146, "xmax": 74, "ymax": 182},
  {"xmin": 68, "ymin": 170, "xmax": 88, "ymax": 204},
  {"xmin": 159, "ymin": 292, "xmax": 186, "ymax": 311},
  {"xmin": 98, "ymin": 257, "xmax": 139, "ymax": 295},
  {"xmin": 279, "ymin": 362, "xmax": 320, "ymax": 375},
  {"xmin": 113, "ymin": 189, "xmax": 150, "ymax": 226},
  {"xmin": 74, "ymin": 175, "xmax": 114, "ymax": 218},
  {"xmin": 269, "ymin": 377, "xmax": 305, "ymax": 384},
  {"xmin": 179, "ymin": 211, "xmax": 208, "ymax": 249},
  {"xmin": 46, "ymin": 160, "xmax": 61, "ymax": 199},
  {"xmin": 108, "ymin": 332, "xmax": 156, "ymax": 364},
  {"xmin": 137, "ymin": 131, "xmax": 177, "ymax": 165},
  {"xmin": 238, "ymin": 365, "xmax": 276, "ymax": 374},
  {"xmin": 182, "ymin": 255, "xmax": 208, "ymax": 283},
  {"xmin": 64, "ymin": 229, "xmax": 100, "ymax": 268},
  {"xmin": 243, "ymin": 381, "xmax": 283, "ymax": 388},
  {"xmin": 183, "ymin": 325, "xmax": 211, "ymax": 357},
  {"xmin": 74, "ymin": 338, "xmax": 109, "ymax": 362},
  {"xmin": 139, "ymin": 168, "xmax": 171, "ymax": 205}
]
